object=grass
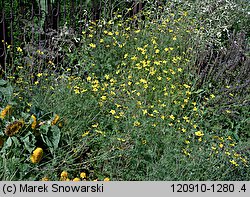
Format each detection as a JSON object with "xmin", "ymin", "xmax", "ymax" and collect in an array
[{"xmin": 0, "ymin": 0, "xmax": 249, "ymax": 181}]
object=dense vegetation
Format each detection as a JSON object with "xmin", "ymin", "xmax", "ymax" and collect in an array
[{"xmin": 0, "ymin": 0, "xmax": 249, "ymax": 181}]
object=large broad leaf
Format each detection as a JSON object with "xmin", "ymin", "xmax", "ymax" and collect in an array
[
  {"xmin": 21, "ymin": 132, "xmax": 36, "ymax": 153},
  {"xmin": 40, "ymin": 124, "xmax": 60, "ymax": 154}
]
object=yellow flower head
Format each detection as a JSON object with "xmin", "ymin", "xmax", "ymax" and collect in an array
[
  {"xmin": 104, "ymin": 177, "xmax": 110, "ymax": 181},
  {"xmin": 89, "ymin": 43, "xmax": 96, "ymax": 48},
  {"xmin": 109, "ymin": 110, "xmax": 116, "ymax": 115},
  {"xmin": 80, "ymin": 172, "xmax": 87, "ymax": 179},
  {"xmin": 41, "ymin": 177, "xmax": 49, "ymax": 181},
  {"xmin": 195, "ymin": 131, "xmax": 204, "ymax": 137},
  {"xmin": 169, "ymin": 114, "xmax": 175, "ymax": 120},
  {"xmin": 133, "ymin": 121, "xmax": 141, "ymax": 127},
  {"xmin": 31, "ymin": 115, "xmax": 37, "ymax": 129},
  {"xmin": 60, "ymin": 171, "xmax": 68, "ymax": 178},
  {"xmin": 30, "ymin": 147, "xmax": 43, "ymax": 164},
  {"xmin": 51, "ymin": 114, "xmax": 60, "ymax": 126},
  {"xmin": 73, "ymin": 177, "xmax": 81, "ymax": 181},
  {"xmin": 0, "ymin": 105, "xmax": 12, "ymax": 119}
]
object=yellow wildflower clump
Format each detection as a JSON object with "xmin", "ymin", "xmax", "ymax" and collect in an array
[
  {"xmin": 30, "ymin": 147, "xmax": 43, "ymax": 164},
  {"xmin": 0, "ymin": 105, "xmax": 12, "ymax": 119}
]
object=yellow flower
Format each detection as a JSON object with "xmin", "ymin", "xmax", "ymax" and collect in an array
[
  {"xmin": 133, "ymin": 121, "xmax": 141, "ymax": 127},
  {"xmin": 17, "ymin": 47, "xmax": 23, "ymax": 52},
  {"xmin": 169, "ymin": 114, "xmax": 175, "ymax": 120},
  {"xmin": 92, "ymin": 123, "xmax": 98, "ymax": 128},
  {"xmin": 109, "ymin": 110, "xmax": 116, "ymax": 115},
  {"xmin": 37, "ymin": 73, "xmax": 43, "ymax": 77},
  {"xmin": 177, "ymin": 68, "xmax": 183, "ymax": 72},
  {"xmin": 80, "ymin": 172, "xmax": 87, "ymax": 179},
  {"xmin": 185, "ymin": 140, "xmax": 190, "ymax": 144},
  {"xmin": 61, "ymin": 171, "xmax": 68, "ymax": 178},
  {"xmin": 183, "ymin": 116, "xmax": 189, "ymax": 121},
  {"xmin": 195, "ymin": 131, "xmax": 204, "ymax": 137},
  {"xmin": 230, "ymin": 160, "xmax": 238, "ymax": 166},
  {"xmin": 0, "ymin": 105, "xmax": 12, "ymax": 119},
  {"xmin": 107, "ymin": 32, "xmax": 113, "ymax": 36},
  {"xmin": 31, "ymin": 115, "xmax": 37, "ymax": 129},
  {"xmin": 51, "ymin": 114, "xmax": 60, "ymax": 126},
  {"xmin": 104, "ymin": 177, "xmax": 110, "ymax": 181},
  {"xmin": 82, "ymin": 131, "xmax": 89, "ymax": 137},
  {"xmin": 41, "ymin": 177, "xmax": 49, "ymax": 181},
  {"xmin": 89, "ymin": 43, "xmax": 96, "ymax": 48},
  {"xmin": 30, "ymin": 147, "xmax": 43, "ymax": 164},
  {"xmin": 101, "ymin": 96, "xmax": 107, "ymax": 101},
  {"xmin": 181, "ymin": 128, "xmax": 186, "ymax": 132},
  {"xmin": 73, "ymin": 177, "xmax": 81, "ymax": 181},
  {"xmin": 5, "ymin": 120, "xmax": 24, "ymax": 137}
]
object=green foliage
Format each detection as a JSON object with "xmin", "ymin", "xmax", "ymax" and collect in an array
[
  {"xmin": 0, "ymin": 80, "xmax": 63, "ymax": 180},
  {"xmin": 0, "ymin": 79, "xmax": 13, "ymax": 103}
]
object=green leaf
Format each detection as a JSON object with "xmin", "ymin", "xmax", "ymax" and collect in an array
[
  {"xmin": 50, "ymin": 125, "xmax": 61, "ymax": 151},
  {"xmin": 21, "ymin": 112, "xmax": 31, "ymax": 120},
  {"xmin": 36, "ymin": 0, "xmax": 56, "ymax": 26},
  {"xmin": 21, "ymin": 132, "xmax": 36, "ymax": 153},
  {"xmin": 194, "ymin": 89, "xmax": 204, "ymax": 94},
  {"xmin": 6, "ymin": 137, "xmax": 12, "ymax": 147},
  {"xmin": 0, "ymin": 84, "xmax": 13, "ymax": 102},
  {"xmin": 12, "ymin": 137, "xmax": 21, "ymax": 147},
  {"xmin": 0, "ymin": 79, "xmax": 7, "ymax": 86},
  {"xmin": 40, "ymin": 125, "xmax": 61, "ymax": 154}
]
